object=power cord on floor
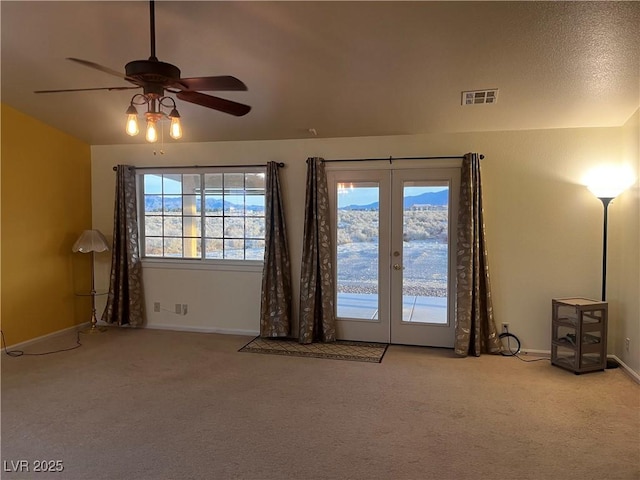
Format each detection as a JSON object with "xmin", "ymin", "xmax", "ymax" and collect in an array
[
  {"xmin": 499, "ymin": 328, "xmax": 549, "ymax": 363},
  {"xmin": 1, "ymin": 329, "xmax": 83, "ymax": 357},
  {"xmin": 513, "ymin": 352, "xmax": 550, "ymax": 363}
]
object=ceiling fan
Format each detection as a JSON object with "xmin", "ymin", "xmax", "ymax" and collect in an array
[{"xmin": 35, "ymin": 0, "xmax": 250, "ymax": 140}]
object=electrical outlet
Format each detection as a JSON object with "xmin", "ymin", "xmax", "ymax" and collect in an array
[
  {"xmin": 175, "ymin": 303, "xmax": 182, "ymax": 314},
  {"xmin": 153, "ymin": 302, "xmax": 160, "ymax": 313},
  {"xmin": 625, "ymin": 338, "xmax": 630, "ymax": 352},
  {"xmin": 182, "ymin": 304, "xmax": 188, "ymax": 315},
  {"xmin": 502, "ymin": 322, "xmax": 509, "ymax": 333}
]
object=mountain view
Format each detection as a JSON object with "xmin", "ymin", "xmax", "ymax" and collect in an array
[
  {"xmin": 145, "ymin": 196, "xmax": 264, "ymax": 214},
  {"xmin": 341, "ymin": 190, "xmax": 448, "ymax": 210},
  {"xmin": 146, "ymin": 190, "xmax": 447, "ymax": 214}
]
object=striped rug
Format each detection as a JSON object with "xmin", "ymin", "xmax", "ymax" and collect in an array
[{"xmin": 239, "ymin": 337, "xmax": 388, "ymax": 363}]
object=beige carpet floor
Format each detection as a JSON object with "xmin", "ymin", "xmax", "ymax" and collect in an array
[{"xmin": 1, "ymin": 328, "xmax": 639, "ymax": 480}]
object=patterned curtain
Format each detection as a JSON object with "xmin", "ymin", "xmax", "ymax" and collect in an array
[
  {"xmin": 298, "ymin": 158, "xmax": 336, "ymax": 344},
  {"xmin": 455, "ymin": 153, "xmax": 502, "ymax": 356},
  {"xmin": 260, "ymin": 162, "xmax": 292, "ymax": 337},
  {"xmin": 102, "ymin": 165, "xmax": 144, "ymax": 326}
]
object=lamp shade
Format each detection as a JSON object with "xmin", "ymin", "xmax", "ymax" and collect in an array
[
  {"xmin": 72, "ymin": 229, "xmax": 109, "ymax": 253},
  {"xmin": 585, "ymin": 165, "xmax": 636, "ymax": 199},
  {"xmin": 587, "ymin": 184, "xmax": 630, "ymax": 199}
]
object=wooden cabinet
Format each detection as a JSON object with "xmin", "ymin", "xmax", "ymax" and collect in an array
[{"xmin": 551, "ymin": 298, "xmax": 607, "ymax": 374}]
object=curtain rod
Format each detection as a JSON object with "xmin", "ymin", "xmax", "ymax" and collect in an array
[
  {"xmin": 319, "ymin": 154, "xmax": 483, "ymax": 163},
  {"xmin": 112, "ymin": 162, "xmax": 285, "ymax": 171}
]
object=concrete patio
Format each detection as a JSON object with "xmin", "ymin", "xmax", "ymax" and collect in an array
[{"xmin": 337, "ymin": 293, "xmax": 447, "ymax": 324}]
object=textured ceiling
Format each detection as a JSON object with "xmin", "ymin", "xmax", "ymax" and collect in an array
[{"xmin": 1, "ymin": 1, "xmax": 639, "ymax": 145}]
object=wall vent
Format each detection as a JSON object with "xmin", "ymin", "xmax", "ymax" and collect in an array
[{"xmin": 462, "ymin": 89, "xmax": 498, "ymax": 105}]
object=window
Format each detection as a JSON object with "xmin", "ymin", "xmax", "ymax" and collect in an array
[{"xmin": 139, "ymin": 168, "xmax": 266, "ymax": 261}]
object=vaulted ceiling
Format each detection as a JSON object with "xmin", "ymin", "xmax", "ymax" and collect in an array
[{"xmin": 2, "ymin": 1, "xmax": 639, "ymax": 145}]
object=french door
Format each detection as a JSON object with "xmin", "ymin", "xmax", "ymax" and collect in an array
[{"xmin": 327, "ymin": 168, "xmax": 460, "ymax": 347}]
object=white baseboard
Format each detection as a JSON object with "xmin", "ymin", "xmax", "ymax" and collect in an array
[
  {"xmin": 143, "ymin": 323, "xmax": 259, "ymax": 337},
  {"xmin": 519, "ymin": 348, "xmax": 550, "ymax": 356},
  {"xmin": 609, "ymin": 355, "xmax": 640, "ymax": 384},
  {"xmin": 1, "ymin": 322, "xmax": 90, "ymax": 352},
  {"xmin": 511, "ymin": 349, "xmax": 639, "ymax": 384}
]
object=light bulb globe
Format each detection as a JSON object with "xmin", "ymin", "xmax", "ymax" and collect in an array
[{"xmin": 146, "ymin": 120, "xmax": 158, "ymax": 143}]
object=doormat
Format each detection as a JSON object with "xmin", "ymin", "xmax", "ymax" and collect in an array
[{"xmin": 239, "ymin": 337, "xmax": 388, "ymax": 363}]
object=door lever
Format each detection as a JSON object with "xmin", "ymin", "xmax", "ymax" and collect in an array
[{"xmin": 393, "ymin": 264, "xmax": 404, "ymax": 270}]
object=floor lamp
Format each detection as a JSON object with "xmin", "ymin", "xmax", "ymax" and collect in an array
[
  {"xmin": 587, "ymin": 174, "xmax": 628, "ymax": 369},
  {"xmin": 73, "ymin": 229, "xmax": 110, "ymax": 333},
  {"xmin": 595, "ymin": 196, "xmax": 613, "ymax": 302},
  {"xmin": 587, "ymin": 184, "xmax": 627, "ymax": 302}
]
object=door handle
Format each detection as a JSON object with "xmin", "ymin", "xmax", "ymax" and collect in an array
[{"xmin": 393, "ymin": 264, "xmax": 403, "ymax": 270}]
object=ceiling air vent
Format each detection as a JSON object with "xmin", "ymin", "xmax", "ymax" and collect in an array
[{"xmin": 462, "ymin": 89, "xmax": 498, "ymax": 105}]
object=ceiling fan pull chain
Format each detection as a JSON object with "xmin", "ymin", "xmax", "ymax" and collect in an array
[
  {"xmin": 160, "ymin": 119, "xmax": 165, "ymax": 155},
  {"xmin": 152, "ymin": 124, "xmax": 164, "ymax": 155}
]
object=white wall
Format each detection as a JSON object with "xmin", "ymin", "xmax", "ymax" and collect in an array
[
  {"xmin": 608, "ymin": 109, "xmax": 640, "ymax": 373},
  {"xmin": 92, "ymin": 125, "xmax": 637, "ymax": 369}
]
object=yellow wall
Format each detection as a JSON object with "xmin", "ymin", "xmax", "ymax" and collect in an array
[{"xmin": 1, "ymin": 104, "xmax": 92, "ymax": 346}]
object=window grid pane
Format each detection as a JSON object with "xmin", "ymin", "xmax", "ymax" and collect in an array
[{"xmin": 141, "ymin": 171, "xmax": 266, "ymax": 260}]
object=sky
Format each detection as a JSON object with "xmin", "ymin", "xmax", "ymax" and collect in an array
[{"xmin": 337, "ymin": 185, "xmax": 447, "ymax": 207}]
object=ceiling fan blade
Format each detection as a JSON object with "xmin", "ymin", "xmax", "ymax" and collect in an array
[
  {"xmin": 177, "ymin": 76, "xmax": 248, "ymax": 92},
  {"xmin": 177, "ymin": 91, "xmax": 251, "ymax": 117},
  {"xmin": 34, "ymin": 86, "xmax": 140, "ymax": 94},
  {"xmin": 66, "ymin": 57, "xmax": 140, "ymax": 85}
]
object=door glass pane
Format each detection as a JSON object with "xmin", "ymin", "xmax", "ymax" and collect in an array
[
  {"xmin": 336, "ymin": 182, "xmax": 379, "ymax": 320},
  {"xmin": 402, "ymin": 182, "xmax": 449, "ymax": 324}
]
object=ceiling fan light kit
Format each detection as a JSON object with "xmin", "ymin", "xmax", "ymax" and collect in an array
[
  {"xmin": 34, "ymin": 0, "xmax": 250, "ymax": 144},
  {"xmin": 126, "ymin": 93, "xmax": 182, "ymax": 142}
]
